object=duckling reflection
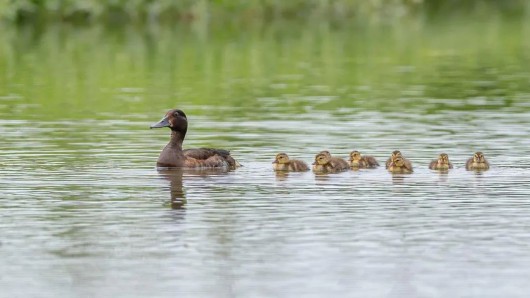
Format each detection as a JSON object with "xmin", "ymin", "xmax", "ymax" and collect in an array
[
  {"xmin": 466, "ymin": 152, "xmax": 490, "ymax": 171},
  {"xmin": 157, "ymin": 169, "xmax": 186, "ymax": 209}
]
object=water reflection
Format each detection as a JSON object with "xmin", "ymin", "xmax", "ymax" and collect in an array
[{"xmin": 157, "ymin": 169, "xmax": 186, "ymax": 209}]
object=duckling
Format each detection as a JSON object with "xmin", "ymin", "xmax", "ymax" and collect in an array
[
  {"xmin": 348, "ymin": 150, "xmax": 379, "ymax": 169},
  {"xmin": 466, "ymin": 152, "xmax": 490, "ymax": 170},
  {"xmin": 388, "ymin": 156, "xmax": 413, "ymax": 174},
  {"xmin": 385, "ymin": 150, "xmax": 412, "ymax": 169},
  {"xmin": 150, "ymin": 109, "xmax": 240, "ymax": 169},
  {"xmin": 272, "ymin": 153, "xmax": 309, "ymax": 172},
  {"xmin": 312, "ymin": 152, "xmax": 349, "ymax": 173},
  {"xmin": 429, "ymin": 153, "xmax": 453, "ymax": 170}
]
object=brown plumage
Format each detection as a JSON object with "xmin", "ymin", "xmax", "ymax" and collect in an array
[
  {"xmin": 388, "ymin": 156, "xmax": 413, "ymax": 174},
  {"xmin": 150, "ymin": 109, "xmax": 240, "ymax": 169},
  {"xmin": 312, "ymin": 152, "xmax": 349, "ymax": 173},
  {"xmin": 385, "ymin": 150, "xmax": 412, "ymax": 169},
  {"xmin": 272, "ymin": 153, "xmax": 309, "ymax": 172},
  {"xmin": 429, "ymin": 153, "xmax": 453, "ymax": 170},
  {"xmin": 465, "ymin": 152, "xmax": 490, "ymax": 170},
  {"xmin": 348, "ymin": 150, "xmax": 379, "ymax": 169}
]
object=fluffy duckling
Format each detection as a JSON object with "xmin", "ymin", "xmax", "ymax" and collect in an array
[
  {"xmin": 385, "ymin": 150, "xmax": 412, "ymax": 169},
  {"xmin": 466, "ymin": 152, "xmax": 490, "ymax": 170},
  {"xmin": 348, "ymin": 150, "xmax": 379, "ymax": 169},
  {"xmin": 312, "ymin": 152, "xmax": 349, "ymax": 173},
  {"xmin": 272, "ymin": 153, "xmax": 309, "ymax": 172},
  {"xmin": 388, "ymin": 156, "xmax": 413, "ymax": 174},
  {"xmin": 429, "ymin": 153, "xmax": 454, "ymax": 170},
  {"xmin": 150, "ymin": 109, "xmax": 240, "ymax": 169}
]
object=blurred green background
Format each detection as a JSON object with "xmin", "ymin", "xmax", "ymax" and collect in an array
[{"xmin": 0, "ymin": 0, "xmax": 528, "ymax": 24}]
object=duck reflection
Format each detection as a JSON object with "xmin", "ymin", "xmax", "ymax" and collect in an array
[
  {"xmin": 157, "ymin": 167, "xmax": 234, "ymax": 209},
  {"xmin": 157, "ymin": 168, "xmax": 186, "ymax": 209},
  {"xmin": 275, "ymin": 171, "xmax": 290, "ymax": 181}
]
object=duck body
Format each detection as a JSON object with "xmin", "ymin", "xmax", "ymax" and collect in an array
[
  {"xmin": 429, "ymin": 153, "xmax": 453, "ymax": 170},
  {"xmin": 151, "ymin": 109, "xmax": 240, "ymax": 169},
  {"xmin": 349, "ymin": 151, "xmax": 379, "ymax": 169},
  {"xmin": 312, "ymin": 152, "xmax": 349, "ymax": 173},
  {"xmin": 465, "ymin": 152, "xmax": 489, "ymax": 170},
  {"xmin": 388, "ymin": 156, "xmax": 413, "ymax": 174},
  {"xmin": 272, "ymin": 153, "xmax": 309, "ymax": 172}
]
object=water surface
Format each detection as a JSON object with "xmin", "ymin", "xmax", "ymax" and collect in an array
[{"xmin": 1, "ymin": 18, "xmax": 530, "ymax": 297}]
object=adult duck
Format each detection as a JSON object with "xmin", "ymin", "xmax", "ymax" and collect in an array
[{"xmin": 150, "ymin": 109, "xmax": 240, "ymax": 169}]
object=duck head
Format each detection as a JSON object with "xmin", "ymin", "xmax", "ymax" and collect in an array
[
  {"xmin": 312, "ymin": 152, "xmax": 331, "ymax": 165},
  {"xmin": 349, "ymin": 150, "xmax": 361, "ymax": 162},
  {"xmin": 438, "ymin": 153, "xmax": 450, "ymax": 165},
  {"xmin": 150, "ymin": 109, "xmax": 188, "ymax": 135},
  {"xmin": 473, "ymin": 152, "xmax": 486, "ymax": 163},
  {"xmin": 273, "ymin": 153, "xmax": 290, "ymax": 164},
  {"xmin": 392, "ymin": 156, "xmax": 405, "ymax": 167},
  {"xmin": 391, "ymin": 150, "xmax": 402, "ymax": 159}
]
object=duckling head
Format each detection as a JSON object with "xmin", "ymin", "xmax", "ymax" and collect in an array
[
  {"xmin": 393, "ymin": 156, "xmax": 405, "ymax": 167},
  {"xmin": 312, "ymin": 153, "xmax": 331, "ymax": 165},
  {"xmin": 473, "ymin": 152, "xmax": 486, "ymax": 163},
  {"xmin": 150, "ymin": 109, "xmax": 188, "ymax": 135},
  {"xmin": 349, "ymin": 150, "xmax": 362, "ymax": 162},
  {"xmin": 319, "ymin": 150, "xmax": 331, "ymax": 158},
  {"xmin": 391, "ymin": 150, "xmax": 402, "ymax": 159},
  {"xmin": 439, "ymin": 153, "xmax": 450, "ymax": 165},
  {"xmin": 273, "ymin": 153, "xmax": 290, "ymax": 164}
]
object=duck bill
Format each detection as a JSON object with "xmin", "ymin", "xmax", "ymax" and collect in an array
[
  {"xmin": 272, "ymin": 160, "xmax": 278, "ymax": 164},
  {"xmin": 150, "ymin": 116, "xmax": 170, "ymax": 129}
]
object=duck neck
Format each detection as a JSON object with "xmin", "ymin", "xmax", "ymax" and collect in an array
[{"xmin": 169, "ymin": 130, "xmax": 185, "ymax": 150}]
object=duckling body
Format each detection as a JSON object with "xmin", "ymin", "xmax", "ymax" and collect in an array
[
  {"xmin": 348, "ymin": 150, "xmax": 379, "ymax": 169},
  {"xmin": 272, "ymin": 153, "xmax": 309, "ymax": 172},
  {"xmin": 312, "ymin": 152, "xmax": 349, "ymax": 173},
  {"xmin": 151, "ymin": 109, "xmax": 240, "ymax": 169},
  {"xmin": 388, "ymin": 156, "xmax": 413, "ymax": 174},
  {"xmin": 466, "ymin": 152, "xmax": 490, "ymax": 170},
  {"xmin": 429, "ymin": 153, "xmax": 453, "ymax": 170},
  {"xmin": 385, "ymin": 150, "xmax": 412, "ymax": 170}
]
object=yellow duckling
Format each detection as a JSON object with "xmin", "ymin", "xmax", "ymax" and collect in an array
[
  {"xmin": 348, "ymin": 150, "xmax": 379, "ymax": 169},
  {"xmin": 272, "ymin": 153, "xmax": 309, "ymax": 172},
  {"xmin": 385, "ymin": 150, "xmax": 412, "ymax": 169},
  {"xmin": 429, "ymin": 153, "xmax": 453, "ymax": 170},
  {"xmin": 388, "ymin": 156, "xmax": 413, "ymax": 174},
  {"xmin": 466, "ymin": 152, "xmax": 490, "ymax": 170},
  {"xmin": 312, "ymin": 152, "xmax": 349, "ymax": 173}
]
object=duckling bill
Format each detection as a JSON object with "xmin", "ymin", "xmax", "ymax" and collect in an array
[{"xmin": 151, "ymin": 109, "xmax": 240, "ymax": 169}]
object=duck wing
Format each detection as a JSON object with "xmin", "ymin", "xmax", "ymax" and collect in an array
[
  {"xmin": 183, "ymin": 148, "xmax": 240, "ymax": 169},
  {"xmin": 362, "ymin": 156, "xmax": 379, "ymax": 167}
]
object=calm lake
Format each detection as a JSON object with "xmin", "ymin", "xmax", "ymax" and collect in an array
[{"xmin": 1, "ymin": 16, "xmax": 530, "ymax": 297}]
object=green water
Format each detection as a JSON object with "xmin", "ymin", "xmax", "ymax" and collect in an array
[{"xmin": 1, "ymin": 17, "xmax": 530, "ymax": 297}]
